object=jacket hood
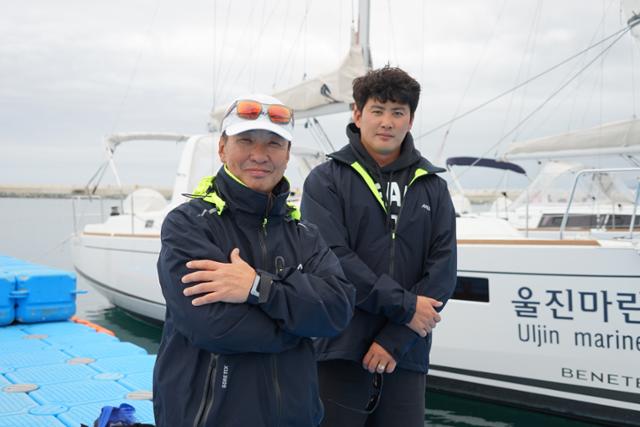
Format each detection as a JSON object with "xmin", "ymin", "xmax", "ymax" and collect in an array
[{"xmin": 328, "ymin": 123, "xmax": 445, "ymax": 174}]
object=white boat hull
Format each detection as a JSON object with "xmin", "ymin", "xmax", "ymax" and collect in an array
[{"xmin": 430, "ymin": 241, "xmax": 640, "ymax": 425}]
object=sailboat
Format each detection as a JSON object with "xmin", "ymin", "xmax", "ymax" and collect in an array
[{"xmin": 72, "ymin": 1, "xmax": 640, "ymax": 425}]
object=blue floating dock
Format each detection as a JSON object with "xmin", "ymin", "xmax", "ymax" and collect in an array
[
  {"xmin": 0, "ymin": 255, "xmax": 156, "ymax": 426},
  {"xmin": 0, "ymin": 321, "xmax": 156, "ymax": 426}
]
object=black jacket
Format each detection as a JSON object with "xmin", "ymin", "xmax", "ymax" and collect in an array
[
  {"xmin": 153, "ymin": 167, "xmax": 356, "ymax": 427},
  {"xmin": 300, "ymin": 124, "xmax": 457, "ymax": 373}
]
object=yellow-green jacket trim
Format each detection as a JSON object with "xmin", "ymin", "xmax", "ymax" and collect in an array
[
  {"xmin": 192, "ymin": 176, "xmax": 226, "ymax": 214},
  {"xmin": 350, "ymin": 161, "xmax": 386, "ymax": 213}
]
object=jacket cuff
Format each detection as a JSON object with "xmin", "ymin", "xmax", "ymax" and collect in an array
[
  {"xmin": 374, "ymin": 274, "xmax": 417, "ymax": 324},
  {"xmin": 374, "ymin": 323, "xmax": 420, "ymax": 362}
]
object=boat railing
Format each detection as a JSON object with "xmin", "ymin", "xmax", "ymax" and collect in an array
[
  {"xmin": 559, "ymin": 167, "xmax": 640, "ymax": 239},
  {"xmin": 71, "ymin": 195, "xmax": 106, "ymax": 234}
]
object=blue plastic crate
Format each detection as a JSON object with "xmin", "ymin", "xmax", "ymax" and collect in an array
[
  {"xmin": 12, "ymin": 269, "xmax": 78, "ymax": 323},
  {"xmin": 0, "ymin": 273, "xmax": 15, "ymax": 326}
]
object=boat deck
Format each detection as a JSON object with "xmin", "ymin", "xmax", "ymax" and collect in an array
[{"xmin": 0, "ymin": 319, "xmax": 155, "ymax": 426}]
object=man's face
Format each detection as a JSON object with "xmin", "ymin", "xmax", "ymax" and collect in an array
[
  {"xmin": 353, "ymin": 98, "xmax": 413, "ymax": 159},
  {"xmin": 219, "ymin": 130, "xmax": 290, "ymax": 194}
]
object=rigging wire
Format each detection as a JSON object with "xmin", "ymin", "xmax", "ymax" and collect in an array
[
  {"xmin": 566, "ymin": 0, "xmax": 616, "ymax": 132},
  {"xmin": 275, "ymin": 3, "xmax": 311, "ymax": 84},
  {"xmin": 418, "ymin": 0, "xmax": 426, "ymax": 139},
  {"xmin": 386, "ymin": 0, "xmax": 399, "ymax": 65},
  {"xmin": 512, "ymin": 0, "xmax": 543, "ymax": 142},
  {"xmin": 413, "ymin": 24, "xmax": 631, "ymax": 142},
  {"xmin": 436, "ymin": 0, "xmax": 508, "ymax": 162},
  {"xmin": 632, "ymin": 38, "xmax": 638, "ymax": 119},
  {"xmin": 454, "ymin": 26, "xmax": 631, "ymax": 180},
  {"xmin": 212, "ymin": 0, "xmax": 217, "ymax": 111},
  {"xmin": 495, "ymin": 1, "xmax": 541, "ymax": 156},
  {"xmin": 272, "ymin": 2, "xmax": 291, "ymax": 89},
  {"xmin": 516, "ymin": 0, "xmax": 616, "ymax": 141},
  {"xmin": 210, "ymin": 0, "xmax": 234, "ymax": 106},
  {"xmin": 303, "ymin": 0, "xmax": 309, "ymax": 80},
  {"xmin": 109, "ymin": 0, "xmax": 161, "ymax": 134},
  {"xmin": 230, "ymin": 1, "xmax": 281, "ymax": 93},
  {"xmin": 250, "ymin": 0, "xmax": 268, "ymax": 92},
  {"xmin": 216, "ymin": 4, "xmax": 258, "ymax": 101}
]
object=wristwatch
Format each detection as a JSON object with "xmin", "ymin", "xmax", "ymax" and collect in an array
[{"xmin": 250, "ymin": 273, "xmax": 261, "ymax": 298}]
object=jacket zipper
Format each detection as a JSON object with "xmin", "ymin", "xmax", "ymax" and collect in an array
[
  {"xmin": 258, "ymin": 217, "xmax": 282, "ymax": 427},
  {"xmin": 272, "ymin": 354, "xmax": 282, "ymax": 427},
  {"xmin": 193, "ymin": 353, "xmax": 217, "ymax": 427},
  {"xmin": 389, "ymin": 181, "xmax": 415, "ymax": 276}
]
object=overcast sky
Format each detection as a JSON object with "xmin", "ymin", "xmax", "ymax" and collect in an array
[{"xmin": 1, "ymin": 0, "xmax": 639, "ymax": 188}]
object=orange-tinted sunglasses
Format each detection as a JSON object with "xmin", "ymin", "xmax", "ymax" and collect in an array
[{"xmin": 226, "ymin": 100, "xmax": 294, "ymax": 125}]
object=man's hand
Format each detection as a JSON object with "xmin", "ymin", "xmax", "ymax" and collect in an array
[
  {"xmin": 181, "ymin": 248, "xmax": 256, "ymax": 306},
  {"xmin": 362, "ymin": 342, "xmax": 396, "ymax": 374},
  {"xmin": 406, "ymin": 296, "xmax": 442, "ymax": 337}
]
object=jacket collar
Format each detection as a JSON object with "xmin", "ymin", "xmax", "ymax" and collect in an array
[
  {"xmin": 328, "ymin": 123, "xmax": 446, "ymax": 175},
  {"xmin": 193, "ymin": 166, "xmax": 292, "ymax": 219}
]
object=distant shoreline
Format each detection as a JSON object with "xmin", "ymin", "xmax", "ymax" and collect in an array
[{"xmin": 0, "ymin": 185, "xmax": 172, "ymax": 199}]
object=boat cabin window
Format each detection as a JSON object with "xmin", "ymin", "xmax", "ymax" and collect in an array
[
  {"xmin": 452, "ymin": 276, "xmax": 489, "ymax": 302},
  {"xmin": 537, "ymin": 213, "xmax": 639, "ymax": 229},
  {"xmin": 538, "ymin": 214, "xmax": 601, "ymax": 228},
  {"xmin": 604, "ymin": 214, "xmax": 639, "ymax": 229}
]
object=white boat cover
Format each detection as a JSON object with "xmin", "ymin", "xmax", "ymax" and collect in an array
[
  {"xmin": 503, "ymin": 118, "xmax": 640, "ymax": 160},
  {"xmin": 209, "ymin": 44, "xmax": 369, "ymax": 128}
]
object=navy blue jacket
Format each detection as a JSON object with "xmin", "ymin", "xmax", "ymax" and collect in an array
[
  {"xmin": 301, "ymin": 125, "xmax": 457, "ymax": 373},
  {"xmin": 153, "ymin": 167, "xmax": 355, "ymax": 427}
]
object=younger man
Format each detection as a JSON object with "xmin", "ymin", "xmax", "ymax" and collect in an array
[{"xmin": 301, "ymin": 68, "xmax": 457, "ymax": 426}]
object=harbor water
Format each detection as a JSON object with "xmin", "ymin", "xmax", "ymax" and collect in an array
[{"xmin": 0, "ymin": 196, "xmax": 603, "ymax": 426}]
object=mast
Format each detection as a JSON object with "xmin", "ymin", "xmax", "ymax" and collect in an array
[{"xmin": 358, "ymin": 0, "xmax": 372, "ymax": 69}]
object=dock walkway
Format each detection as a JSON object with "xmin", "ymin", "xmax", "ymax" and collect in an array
[{"xmin": 0, "ymin": 320, "xmax": 155, "ymax": 426}]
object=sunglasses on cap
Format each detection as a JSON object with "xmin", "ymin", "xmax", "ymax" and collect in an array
[
  {"xmin": 327, "ymin": 372, "xmax": 383, "ymax": 415},
  {"xmin": 224, "ymin": 100, "xmax": 294, "ymax": 125}
]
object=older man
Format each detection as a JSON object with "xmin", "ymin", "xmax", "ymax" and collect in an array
[{"xmin": 153, "ymin": 94, "xmax": 355, "ymax": 427}]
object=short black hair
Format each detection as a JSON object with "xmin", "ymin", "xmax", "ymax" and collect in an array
[{"xmin": 352, "ymin": 66, "xmax": 421, "ymax": 119}]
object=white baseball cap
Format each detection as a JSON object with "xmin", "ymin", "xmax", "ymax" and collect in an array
[{"xmin": 220, "ymin": 94, "xmax": 294, "ymax": 141}]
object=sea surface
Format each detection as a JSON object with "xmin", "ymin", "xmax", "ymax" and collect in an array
[{"xmin": 0, "ymin": 197, "xmax": 602, "ymax": 426}]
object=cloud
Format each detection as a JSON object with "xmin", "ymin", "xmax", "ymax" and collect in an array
[{"xmin": 1, "ymin": 0, "xmax": 638, "ymax": 188}]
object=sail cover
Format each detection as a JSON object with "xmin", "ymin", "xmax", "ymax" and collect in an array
[
  {"xmin": 502, "ymin": 118, "xmax": 640, "ymax": 160},
  {"xmin": 209, "ymin": 44, "xmax": 369, "ymax": 128},
  {"xmin": 446, "ymin": 156, "xmax": 526, "ymax": 174}
]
